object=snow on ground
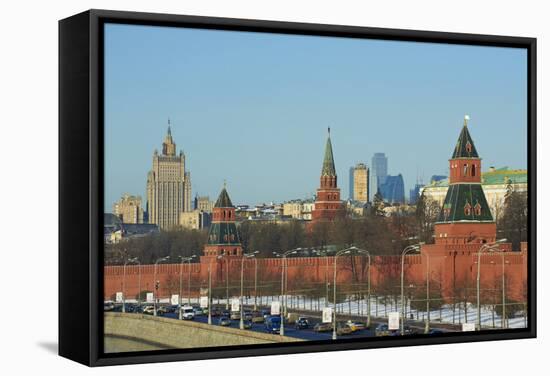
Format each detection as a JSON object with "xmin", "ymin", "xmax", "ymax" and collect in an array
[{"xmin": 119, "ymin": 294, "xmax": 527, "ymax": 329}]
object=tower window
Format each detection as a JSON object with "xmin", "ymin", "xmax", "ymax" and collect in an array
[
  {"xmin": 471, "ymin": 164, "xmax": 476, "ymax": 177},
  {"xmin": 466, "ymin": 142, "xmax": 472, "ymax": 153},
  {"xmin": 464, "ymin": 202, "xmax": 472, "ymax": 216},
  {"xmin": 463, "ymin": 164, "xmax": 468, "ymax": 176},
  {"xmin": 474, "ymin": 202, "xmax": 482, "ymax": 216}
]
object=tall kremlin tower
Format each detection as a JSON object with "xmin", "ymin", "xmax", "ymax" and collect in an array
[
  {"xmin": 311, "ymin": 128, "xmax": 345, "ymax": 222},
  {"xmin": 201, "ymin": 184, "xmax": 243, "ymax": 260},
  {"xmin": 432, "ymin": 116, "xmax": 496, "ymax": 246}
]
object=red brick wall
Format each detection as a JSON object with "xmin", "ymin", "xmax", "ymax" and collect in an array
[{"xmin": 104, "ymin": 250, "xmax": 527, "ymax": 303}]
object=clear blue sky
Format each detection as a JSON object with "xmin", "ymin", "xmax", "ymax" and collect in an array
[{"xmin": 104, "ymin": 23, "xmax": 527, "ymax": 211}]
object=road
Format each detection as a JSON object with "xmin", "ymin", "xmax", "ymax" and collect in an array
[{"xmin": 109, "ymin": 303, "xmax": 458, "ymax": 342}]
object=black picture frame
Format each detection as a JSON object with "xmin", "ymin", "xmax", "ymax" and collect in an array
[{"xmin": 59, "ymin": 9, "xmax": 537, "ymax": 367}]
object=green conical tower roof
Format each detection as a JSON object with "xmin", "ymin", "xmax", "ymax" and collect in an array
[
  {"xmin": 214, "ymin": 186, "xmax": 233, "ymax": 208},
  {"xmin": 452, "ymin": 117, "xmax": 479, "ymax": 159},
  {"xmin": 321, "ymin": 127, "xmax": 336, "ymax": 176}
]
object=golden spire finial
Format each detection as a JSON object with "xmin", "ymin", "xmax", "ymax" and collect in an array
[
  {"xmin": 464, "ymin": 114, "xmax": 470, "ymax": 127},
  {"xmin": 223, "ymin": 179, "xmax": 227, "ymax": 189}
]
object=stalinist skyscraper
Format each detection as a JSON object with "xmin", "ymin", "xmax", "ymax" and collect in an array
[{"xmin": 146, "ymin": 123, "xmax": 192, "ymax": 230}]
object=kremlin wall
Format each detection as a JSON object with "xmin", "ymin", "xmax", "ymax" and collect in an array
[{"xmin": 105, "ymin": 120, "xmax": 529, "ymax": 307}]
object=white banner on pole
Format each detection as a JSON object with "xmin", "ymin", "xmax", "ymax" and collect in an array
[
  {"xmin": 200, "ymin": 296, "xmax": 209, "ymax": 308},
  {"xmin": 462, "ymin": 323, "xmax": 476, "ymax": 332},
  {"xmin": 271, "ymin": 301, "xmax": 281, "ymax": 315},
  {"xmin": 146, "ymin": 292, "xmax": 154, "ymax": 303},
  {"xmin": 171, "ymin": 294, "xmax": 179, "ymax": 306},
  {"xmin": 231, "ymin": 298, "xmax": 240, "ymax": 312},
  {"xmin": 388, "ymin": 312, "xmax": 400, "ymax": 330},
  {"xmin": 322, "ymin": 307, "xmax": 333, "ymax": 323},
  {"xmin": 115, "ymin": 292, "xmax": 123, "ymax": 303}
]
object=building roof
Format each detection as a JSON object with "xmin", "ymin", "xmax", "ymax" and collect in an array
[
  {"xmin": 206, "ymin": 222, "xmax": 241, "ymax": 245},
  {"xmin": 437, "ymin": 183, "xmax": 494, "ymax": 223},
  {"xmin": 321, "ymin": 128, "xmax": 336, "ymax": 177},
  {"xmin": 214, "ymin": 187, "xmax": 234, "ymax": 208},
  {"xmin": 452, "ymin": 120, "xmax": 479, "ymax": 159},
  {"xmin": 425, "ymin": 168, "xmax": 527, "ymax": 188},
  {"xmin": 482, "ymin": 168, "xmax": 528, "ymax": 185}
]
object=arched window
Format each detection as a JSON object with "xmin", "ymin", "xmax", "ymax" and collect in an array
[
  {"xmin": 471, "ymin": 164, "xmax": 476, "ymax": 177},
  {"xmin": 466, "ymin": 142, "xmax": 472, "ymax": 153},
  {"xmin": 463, "ymin": 164, "xmax": 468, "ymax": 176}
]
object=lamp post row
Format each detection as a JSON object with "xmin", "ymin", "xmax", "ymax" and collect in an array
[{"xmin": 120, "ymin": 240, "xmax": 509, "ymax": 334}]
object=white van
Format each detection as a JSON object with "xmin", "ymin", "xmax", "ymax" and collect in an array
[{"xmin": 180, "ymin": 305, "xmax": 195, "ymax": 320}]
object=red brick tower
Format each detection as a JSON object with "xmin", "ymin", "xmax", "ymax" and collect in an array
[
  {"xmin": 433, "ymin": 116, "xmax": 496, "ymax": 246},
  {"xmin": 312, "ymin": 128, "xmax": 345, "ymax": 222},
  {"xmin": 201, "ymin": 184, "xmax": 243, "ymax": 261}
]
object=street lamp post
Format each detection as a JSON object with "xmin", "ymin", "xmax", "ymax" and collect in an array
[
  {"xmin": 476, "ymin": 239, "xmax": 507, "ymax": 330},
  {"xmin": 217, "ymin": 252, "xmax": 230, "ymax": 309},
  {"xmin": 274, "ymin": 248, "xmax": 302, "ymax": 336},
  {"xmin": 136, "ymin": 259, "xmax": 141, "ymax": 309},
  {"xmin": 346, "ymin": 247, "xmax": 371, "ymax": 328},
  {"xmin": 400, "ymin": 244, "xmax": 421, "ymax": 335},
  {"xmin": 332, "ymin": 247, "xmax": 355, "ymax": 340},
  {"xmin": 178, "ymin": 255, "xmax": 196, "ymax": 319},
  {"xmin": 425, "ymin": 252, "xmax": 430, "ymax": 334},
  {"xmin": 313, "ymin": 249, "xmax": 332, "ymax": 308},
  {"xmin": 122, "ymin": 257, "xmax": 138, "ymax": 313},
  {"xmin": 208, "ymin": 261, "xmax": 213, "ymax": 325},
  {"xmin": 153, "ymin": 256, "xmax": 170, "ymax": 317},
  {"xmin": 240, "ymin": 252, "xmax": 258, "ymax": 330},
  {"xmin": 253, "ymin": 257, "xmax": 258, "ymax": 311}
]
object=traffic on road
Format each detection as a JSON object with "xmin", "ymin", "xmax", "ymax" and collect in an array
[{"xmin": 105, "ymin": 301, "xmax": 453, "ymax": 341}]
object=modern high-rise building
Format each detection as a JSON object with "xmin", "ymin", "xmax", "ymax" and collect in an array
[
  {"xmin": 379, "ymin": 174, "xmax": 405, "ymax": 203},
  {"xmin": 112, "ymin": 194, "xmax": 144, "ymax": 224},
  {"xmin": 409, "ymin": 183, "xmax": 424, "ymax": 205},
  {"xmin": 370, "ymin": 152, "xmax": 388, "ymax": 201},
  {"xmin": 312, "ymin": 128, "xmax": 344, "ymax": 222},
  {"xmin": 146, "ymin": 124, "xmax": 192, "ymax": 230},
  {"xmin": 351, "ymin": 163, "xmax": 369, "ymax": 203}
]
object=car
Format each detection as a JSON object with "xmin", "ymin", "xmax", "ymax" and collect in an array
[
  {"xmin": 375, "ymin": 324, "xmax": 391, "ymax": 336},
  {"xmin": 142, "ymin": 305, "xmax": 155, "ymax": 315},
  {"xmin": 192, "ymin": 306, "xmax": 204, "ymax": 316},
  {"xmin": 336, "ymin": 322, "xmax": 353, "ymax": 335},
  {"xmin": 156, "ymin": 306, "xmax": 169, "ymax": 315},
  {"xmin": 210, "ymin": 307, "xmax": 223, "ymax": 317},
  {"xmin": 243, "ymin": 310, "xmax": 253, "ymax": 321},
  {"xmin": 261, "ymin": 309, "xmax": 271, "ymax": 319},
  {"xmin": 346, "ymin": 320, "xmax": 366, "ymax": 332},
  {"xmin": 218, "ymin": 316, "xmax": 232, "ymax": 326},
  {"xmin": 265, "ymin": 316, "xmax": 281, "ymax": 333},
  {"xmin": 230, "ymin": 311, "xmax": 241, "ymax": 320},
  {"xmin": 104, "ymin": 302, "xmax": 115, "ymax": 311},
  {"xmin": 427, "ymin": 328, "xmax": 445, "ymax": 335},
  {"xmin": 242, "ymin": 320, "xmax": 253, "ymax": 329},
  {"xmin": 251, "ymin": 311, "xmax": 265, "ymax": 323},
  {"xmin": 295, "ymin": 317, "xmax": 310, "ymax": 330},
  {"xmin": 180, "ymin": 306, "xmax": 195, "ymax": 320},
  {"xmin": 313, "ymin": 322, "xmax": 332, "ymax": 332}
]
